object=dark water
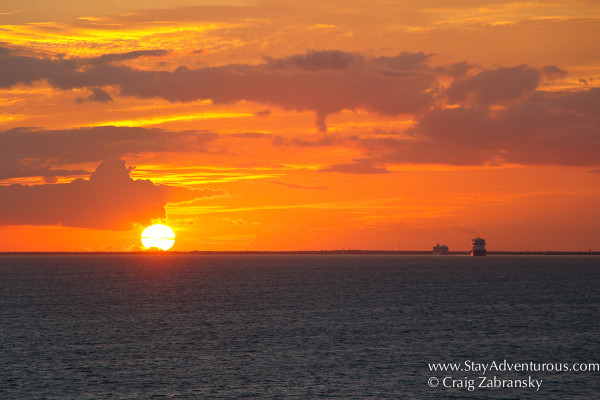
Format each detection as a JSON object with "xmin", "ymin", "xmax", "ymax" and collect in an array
[{"xmin": 1, "ymin": 255, "xmax": 599, "ymax": 399}]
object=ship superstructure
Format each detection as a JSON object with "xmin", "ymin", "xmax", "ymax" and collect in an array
[
  {"xmin": 471, "ymin": 238, "xmax": 487, "ymax": 256},
  {"xmin": 432, "ymin": 243, "xmax": 449, "ymax": 255}
]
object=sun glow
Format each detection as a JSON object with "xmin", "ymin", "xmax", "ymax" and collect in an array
[{"xmin": 141, "ymin": 224, "xmax": 175, "ymax": 250}]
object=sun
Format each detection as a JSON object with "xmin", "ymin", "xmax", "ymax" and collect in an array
[{"xmin": 141, "ymin": 224, "xmax": 175, "ymax": 250}]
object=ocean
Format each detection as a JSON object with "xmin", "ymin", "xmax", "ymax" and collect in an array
[{"xmin": 1, "ymin": 255, "xmax": 599, "ymax": 399}]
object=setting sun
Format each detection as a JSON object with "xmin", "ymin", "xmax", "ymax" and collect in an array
[{"xmin": 141, "ymin": 224, "xmax": 175, "ymax": 250}]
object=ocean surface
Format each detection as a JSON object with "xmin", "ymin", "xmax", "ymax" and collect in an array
[{"xmin": 1, "ymin": 255, "xmax": 599, "ymax": 399}]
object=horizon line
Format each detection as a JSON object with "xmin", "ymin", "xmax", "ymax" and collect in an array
[{"xmin": 1, "ymin": 250, "xmax": 599, "ymax": 256}]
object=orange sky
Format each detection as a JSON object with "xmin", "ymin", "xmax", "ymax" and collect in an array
[{"xmin": 1, "ymin": 0, "xmax": 599, "ymax": 251}]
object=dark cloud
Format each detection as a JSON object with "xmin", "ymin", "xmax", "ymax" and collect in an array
[
  {"xmin": 0, "ymin": 53, "xmax": 76, "ymax": 88},
  {"xmin": 436, "ymin": 61, "xmax": 473, "ymax": 78},
  {"xmin": 0, "ymin": 163, "xmax": 88, "ymax": 181},
  {"xmin": 321, "ymin": 160, "xmax": 390, "ymax": 174},
  {"xmin": 0, "ymin": 49, "xmax": 437, "ymax": 131},
  {"xmin": 0, "ymin": 159, "xmax": 222, "ymax": 230},
  {"xmin": 90, "ymin": 50, "xmax": 169, "ymax": 64},
  {"xmin": 270, "ymin": 181, "xmax": 328, "ymax": 190},
  {"xmin": 264, "ymin": 50, "xmax": 359, "ymax": 71},
  {"xmin": 0, "ymin": 126, "xmax": 217, "ymax": 179},
  {"xmin": 533, "ymin": 87, "xmax": 600, "ymax": 118},
  {"xmin": 2, "ymin": 48, "xmax": 597, "ymax": 168},
  {"xmin": 355, "ymin": 88, "xmax": 600, "ymax": 167},
  {"xmin": 228, "ymin": 132, "xmax": 270, "ymax": 139},
  {"xmin": 75, "ymin": 87, "xmax": 113, "ymax": 103},
  {"xmin": 446, "ymin": 65, "xmax": 540, "ymax": 105},
  {"xmin": 416, "ymin": 107, "xmax": 499, "ymax": 145},
  {"xmin": 541, "ymin": 65, "xmax": 568, "ymax": 79},
  {"xmin": 0, "ymin": 49, "xmax": 166, "ymax": 90},
  {"xmin": 273, "ymin": 133, "xmax": 342, "ymax": 147},
  {"xmin": 375, "ymin": 52, "xmax": 432, "ymax": 72},
  {"xmin": 115, "ymin": 51, "xmax": 436, "ymax": 131},
  {"xmin": 254, "ymin": 109, "xmax": 271, "ymax": 118}
]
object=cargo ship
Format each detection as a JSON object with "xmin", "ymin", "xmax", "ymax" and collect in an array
[
  {"xmin": 432, "ymin": 243, "xmax": 449, "ymax": 255},
  {"xmin": 471, "ymin": 237, "xmax": 487, "ymax": 256}
]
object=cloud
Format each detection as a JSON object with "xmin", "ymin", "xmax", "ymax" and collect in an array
[
  {"xmin": 533, "ymin": 87, "xmax": 600, "ymax": 118},
  {"xmin": 0, "ymin": 162, "xmax": 88, "ymax": 181},
  {"xmin": 417, "ymin": 106, "xmax": 497, "ymax": 143},
  {"xmin": 75, "ymin": 87, "xmax": 113, "ymax": 103},
  {"xmin": 116, "ymin": 51, "xmax": 436, "ymax": 131},
  {"xmin": 541, "ymin": 65, "xmax": 568, "ymax": 80},
  {"xmin": 264, "ymin": 49, "xmax": 359, "ymax": 71},
  {"xmin": 0, "ymin": 52, "xmax": 77, "ymax": 88},
  {"xmin": 0, "ymin": 49, "xmax": 166, "ymax": 90},
  {"xmin": 446, "ymin": 65, "xmax": 541, "ymax": 105},
  {"xmin": 2, "ymin": 48, "xmax": 597, "ymax": 168},
  {"xmin": 270, "ymin": 82, "xmax": 599, "ymax": 168},
  {"xmin": 270, "ymin": 181, "xmax": 329, "ymax": 190},
  {"xmin": 228, "ymin": 131, "xmax": 270, "ymax": 139},
  {"xmin": 0, "ymin": 49, "xmax": 437, "ymax": 131},
  {"xmin": 0, "ymin": 126, "xmax": 217, "ymax": 179},
  {"xmin": 254, "ymin": 109, "xmax": 271, "ymax": 118},
  {"xmin": 355, "ymin": 88, "xmax": 600, "ymax": 166},
  {"xmin": 375, "ymin": 52, "xmax": 433, "ymax": 72},
  {"xmin": 6, "ymin": 50, "xmax": 554, "ymax": 134},
  {"xmin": 273, "ymin": 133, "xmax": 343, "ymax": 147},
  {"xmin": 435, "ymin": 61, "xmax": 473, "ymax": 78},
  {"xmin": 0, "ymin": 159, "xmax": 222, "ymax": 230},
  {"xmin": 321, "ymin": 160, "xmax": 390, "ymax": 174},
  {"xmin": 90, "ymin": 49, "xmax": 169, "ymax": 64}
]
